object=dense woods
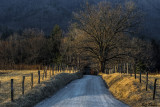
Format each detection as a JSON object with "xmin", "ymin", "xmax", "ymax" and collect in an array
[
  {"xmin": 0, "ymin": 1, "xmax": 160, "ymax": 73},
  {"xmin": 63, "ymin": 1, "xmax": 160, "ymax": 73},
  {"xmin": 0, "ymin": 26, "xmax": 63, "ymax": 69}
]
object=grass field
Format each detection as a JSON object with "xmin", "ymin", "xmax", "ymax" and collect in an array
[
  {"xmin": 100, "ymin": 73, "xmax": 160, "ymax": 107},
  {"xmin": 0, "ymin": 69, "xmax": 75, "ymax": 105}
]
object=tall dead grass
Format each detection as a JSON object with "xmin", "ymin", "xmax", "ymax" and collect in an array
[
  {"xmin": 100, "ymin": 73, "xmax": 160, "ymax": 107},
  {"xmin": 0, "ymin": 70, "xmax": 61, "ymax": 104},
  {"xmin": 0, "ymin": 72, "xmax": 82, "ymax": 107}
]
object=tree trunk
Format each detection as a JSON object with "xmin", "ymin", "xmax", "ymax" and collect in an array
[{"xmin": 99, "ymin": 60, "xmax": 105, "ymax": 73}]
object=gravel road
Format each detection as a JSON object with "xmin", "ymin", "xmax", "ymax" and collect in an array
[{"xmin": 35, "ymin": 75, "xmax": 129, "ymax": 107}]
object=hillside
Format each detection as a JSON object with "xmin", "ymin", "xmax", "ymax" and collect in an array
[
  {"xmin": 0, "ymin": 0, "xmax": 100, "ymax": 35},
  {"xmin": 0, "ymin": 0, "xmax": 159, "ymax": 38}
]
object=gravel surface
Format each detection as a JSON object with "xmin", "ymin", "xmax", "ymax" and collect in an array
[{"xmin": 35, "ymin": 75, "xmax": 129, "ymax": 107}]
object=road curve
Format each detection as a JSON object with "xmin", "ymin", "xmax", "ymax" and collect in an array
[{"xmin": 35, "ymin": 75, "xmax": 128, "ymax": 107}]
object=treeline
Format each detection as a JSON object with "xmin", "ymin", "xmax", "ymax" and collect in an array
[
  {"xmin": 62, "ymin": 1, "xmax": 160, "ymax": 73},
  {"xmin": 0, "ymin": 1, "xmax": 160, "ymax": 73},
  {"xmin": 64, "ymin": 28, "xmax": 160, "ymax": 73},
  {"xmin": 0, "ymin": 25, "xmax": 64, "ymax": 70}
]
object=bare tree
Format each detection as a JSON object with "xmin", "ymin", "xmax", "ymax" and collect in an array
[
  {"xmin": 68, "ymin": 1, "xmax": 142, "ymax": 72},
  {"xmin": 128, "ymin": 37, "xmax": 153, "ymax": 73}
]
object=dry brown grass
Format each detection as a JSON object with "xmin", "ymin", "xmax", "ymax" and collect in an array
[
  {"xmin": 100, "ymin": 73, "xmax": 160, "ymax": 107},
  {"xmin": 0, "ymin": 69, "xmax": 78, "ymax": 106}
]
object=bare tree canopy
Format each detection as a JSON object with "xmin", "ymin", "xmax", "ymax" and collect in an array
[{"xmin": 68, "ymin": 1, "xmax": 142, "ymax": 72}]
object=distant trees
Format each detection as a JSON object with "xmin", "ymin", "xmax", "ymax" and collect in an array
[
  {"xmin": 49, "ymin": 25, "xmax": 63, "ymax": 64},
  {"xmin": 0, "ymin": 28, "xmax": 46, "ymax": 69},
  {"xmin": 0, "ymin": 27, "xmax": 13, "ymax": 40},
  {"xmin": 128, "ymin": 37, "xmax": 153, "ymax": 73},
  {"xmin": 67, "ymin": 1, "xmax": 142, "ymax": 72},
  {"xmin": 151, "ymin": 39, "xmax": 160, "ymax": 71},
  {"xmin": 0, "ymin": 26, "xmax": 64, "ymax": 70},
  {"xmin": 0, "ymin": 1, "xmax": 160, "ymax": 73}
]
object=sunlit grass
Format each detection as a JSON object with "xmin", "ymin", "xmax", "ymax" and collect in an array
[
  {"xmin": 101, "ymin": 73, "xmax": 160, "ymax": 107},
  {"xmin": 0, "ymin": 69, "xmax": 75, "ymax": 104}
]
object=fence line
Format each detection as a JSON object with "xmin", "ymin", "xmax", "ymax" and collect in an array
[
  {"xmin": 105, "ymin": 63, "xmax": 160, "ymax": 101},
  {"xmin": 0, "ymin": 65, "xmax": 78, "ymax": 103}
]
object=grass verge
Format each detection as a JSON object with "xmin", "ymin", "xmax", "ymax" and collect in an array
[
  {"xmin": 100, "ymin": 73, "xmax": 160, "ymax": 107},
  {"xmin": 1, "ymin": 72, "xmax": 83, "ymax": 107}
]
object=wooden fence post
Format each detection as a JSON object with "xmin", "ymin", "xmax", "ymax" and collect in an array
[
  {"xmin": 113, "ymin": 67, "xmax": 114, "ymax": 73},
  {"xmin": 11, "ymin": 79, "xmax": 14, "ymax": 101},
  {"xmin": 130, "ymin": 64, "xmax": 133, "ymax": 77},
  {"xmin": 124, "ymin": 63, "xmax": 126, "ymax": 74},
  {"xmin": 153, "ymin": 79, "xmax": 157, "ymax": 100},
  {"xmin": 117, "ymin": 65, "xmax": 119, "ymax": 73},
  {"xmin": 64, "ymin": 67, "xmax": 66, "ymax": 73},
  {"xmin": 58, "ymin": 65, "xmax": 59, "ymax": 72},
  {"xmin": 59, "ymin": 65, "xmax": 60, "ymax": 73},
  {"xmin": 64, "ymin": 66, "xmax": 66, "ymax": 73},
  {"xmin": 127, "ymin": 63, "xmax": 129, "ymax": 75},
  {"xmin": 31, "ymin": 73, "xmax": 33, "ymax": 89},
  {"xmin": 63, "ymin": 66, "xmax": 66, "ymax": 73},
  {"xmin": 120, "ymin": 64, "xmax": 121, "ymax": 74},
  {"xmin": 67, "ymin": 65, "xmax": 68, "ymax": 73},
  {"xmin": 22, "ymin": 76, "xmax": 25, "ymax": 95},
  {"xmin": 38, "ymin": 70, "xmax": 40, "ymax": 84},
  {"xmin": 43, "ymin": 68, "xmax": 45, "ymax": 80},
  {"xmin": 146, "ymin": 72, "xmax": 148, "ymax": 91},
  {"xmin": 121, "ymin": 64, "xmax": 123, "ymax": 74},
  {"xmin": 51, "ymin": 65, "xmax": 53, "ymax": 75},
  {"xmin": 140, "ymin": 71, "xmax": 141, "ymax": 83},
  {"xmin": 44, "ymin": 67, "xmax": 46, "ymax": 78},
  {"xmin": 45, "ymin": 66, "xmax": 47, "ymax": 78},
  {"xmin": 50, "ymin": 70, "xmax": 51, "ymax": 77},
  {"xmin": 50, "ymin": 66, "xmax": 51, "ymax": 78},
  {"xmin": 72, "ymin": 67, "xmax": 74, "ymax": 73},
  {"xmin": 60, "ymin": 64, "xmax": 62, "ymax": 73},
  {"xmin": 42, "ymin": 72, "xmax": 44, "ymax": 80},
  {"xmin": 134, "ymin": 65, "xmax": 136, "ymax": 79},
  {"xmin": 52, "ymin": 66, "xmax": 54, "ymax": 75}
]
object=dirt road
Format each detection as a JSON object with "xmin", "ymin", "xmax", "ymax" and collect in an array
[{"xmin": 35, "ymin": 75, "xmax": 128, "ymax": 107}]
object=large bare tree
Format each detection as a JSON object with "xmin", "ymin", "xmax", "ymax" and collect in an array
[{"xmin": 68, "ymin": 1, "xmax": 142, "ymax": 72}]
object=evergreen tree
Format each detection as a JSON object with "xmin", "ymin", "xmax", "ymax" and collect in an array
[
  {"xmin": 151, "ymin": 39, "xmax": 160, "ymax": 71},
  {"xmin": 50, "ymin": 24, "xmax": 63, "ymax": 64}
]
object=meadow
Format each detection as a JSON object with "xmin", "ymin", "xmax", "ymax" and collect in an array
[
  {"xmin": 101, "ymin": 73, "xmax": 160, "ymax": 107},
  {"xmin": 0, "ymin": 68, "xmax": 75, "ymax": 105}
]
